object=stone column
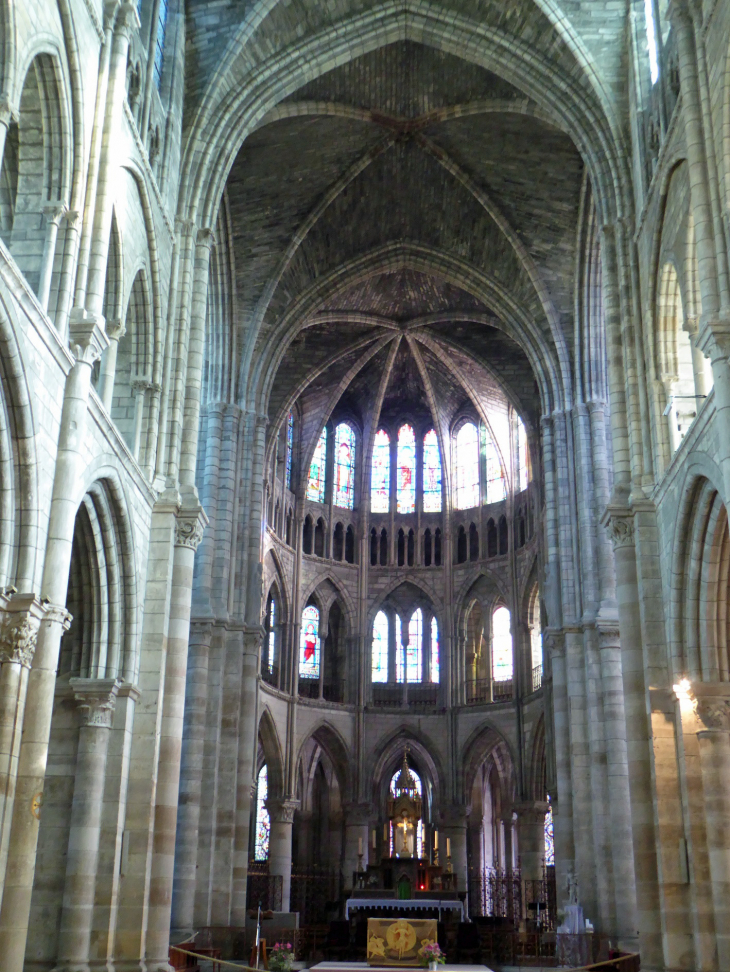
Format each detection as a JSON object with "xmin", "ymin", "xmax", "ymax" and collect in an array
[
  {"xmin": 0, "ymin": 94, "xmax": 13, "ymax": 186},
  {"xmin": 692, "ymin": 688, "xmax": 730, "ymax": 971},
  {"xmin": 343, "ymin": 802, "xmax": 371, "ymax": 889},
  {"xmin": 131, "ymin": 379, "xmax": 150, "ymax": 461},
  {"xmin": 514, "ymin": 802, "xmax": 548, "ymax": 881},
  {"xmin": 53, "ymin": 678, "xmax": 121, "ymax": 972},
  {"xmin": 0, "ymin": 595, "xmax": 45, "ymax": 896},
  {"xmin": 97, "ymin": 320, "xmax": 126, "ymax": 410},
  {"xmin": 0, "ymin": 317, "xmax": 107, "ymax": 972},
  {"xmin": 440, "ymin": 805, "xmax": 469, "ymax": 889},
  {"xmin": 145, "ymin": 507, "xmax": 206, "ymax": 970},
  {"xmin": 37, "ymin": 203, "xmax": 67, "ymax": 312},
  {"xmin": 267, "ymin": 799, "xmax": 299, "ymax": 912}
]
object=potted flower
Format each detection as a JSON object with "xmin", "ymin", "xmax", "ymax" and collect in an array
[
  {"xmin": 269, "ymin": 941, "xmax": 294, "ymax": 972},
  {"xmin": 420, "ymin": 941, "xmax": 445, "ymax": 971}
]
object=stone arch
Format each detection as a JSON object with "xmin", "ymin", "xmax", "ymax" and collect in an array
[
  {"xmin": 460, "ymin": 722, "xmax": 517, "ymax": 809},
  {"xmin": 296, "ymin": 721, "xmax": 352, "ymax": 806},
  {"xmin": 258, "ymin": 706, "xmax": 285, "ymax": 799},
  {"xmin": 656, "ymin": 260, "xmax": 695, "ymax": 456},
  {"xmin": 369, "ymin": 727, "xmax": 445, "ymax": 819},
  {"xmin": 528, "ymin": 714, "xmax": 547, "ymax": 802},
  {"xmin": 113, "ymin": 267, "xmax": 153, "ymax": 459}
]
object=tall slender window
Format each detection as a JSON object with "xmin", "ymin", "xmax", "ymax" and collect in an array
[
  {"xmin": 644, "ymin": 0, "xmax": 659, "ymax": 85},
  {"xmin": 423, "ymin": 429, "xmax": 442, "ymax": 513},
  {"xmin": 371, "ymin": 429, "xmax": 390, "ymax": 512},
  {"xmin": 430, "ymin": 615, "xmax": 440, "ymax": 684},
  {"xmin": 307, "ymin": 428, "xmax": 327, "ymax": 502},
  {"xmin": 407, "ymin": 608, "xmax": 422, "ymax": 682},
  {"xmin": 267, "ymin": 598, "xmax": 276, "ymax": 674},
  {"xmin": 455, "ymin": 422, "xmax": 479, "ymax": 510},
  {"xmin": 254, "ymin": 765, "xmax": 270, "ymax": 860},
  {"xmin": 485, "ymin": 430, "xmax": 506, "ymax": 503},
  {"xmin": 397, "ymin": 424, "xmax": 416, "ymax": 513},
  {"xmin": 395, "ymin": 614, "xmax": 404, "ymax": 682},
  {"xmin": 492, "ymin": 606, "xmax": 512, "ymax": 682},
  {"xmin": 334, "ymin": 423, "xmax": 355, "ymax": 509},
  {"xmin": 544, "ymin": 795, "xmax": 555, "ymax": 865},
  {"xmin": 516, "ymin": 417, "xmax": 528, "ymax": 491},
  {"xmin": 285, "ymin": 412, "xmax": 294, "ymax": 489},
  {"xmin": 154, "ymin": 0, "xmax": 168, "ymax": 87},
  {"xmin": 299, "ymin": 604, "xmax": 321, "ymax": 679},
  {"xmin": 372, "ymin": 611, "xmax": 389, "ymax": 683}
]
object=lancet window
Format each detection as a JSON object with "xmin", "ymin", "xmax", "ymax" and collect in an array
[
  {"xmin": 431, "ymin": 616, "xmax": 440, "ymax": 684},
  {"xmin": 455, "ymin": 422, "xmax": 479, "ymax": 510},
  {"xmin": 371, "ymin": 429, "xmax": 390, "ymax": 513},
  {"xmin": 372, "ymin": 611, "xmax": 388, "ymax": 683},
  {"xmin": 485, "ymin": 429, "xmax": 506, "ymax": 503},
  {"xmin": 334, "ymin": 422, "xmax": 355, "ymax": 509},
  {"xmin": 397, "ymin": 424, "xmax": 416, "ymax": 514},
  {"xmin": 406, "ymin": 608, "xmax": 423, "ymax": 682},
  {"xmin": 154, "ymin": 0, "xmax": 169, "ymax": 86},
  {"xmin": 516, "ymin": 416, "xmax": 529, "ymax": 491},
  {"xmin": 254, "ymin": 765, "xmax": 270, "ymax": 860},
  {"xmin": 265, "ymin": 596, "xmax": 276, "ymax": 675},
  {"xmin": 299, "ymin": 604, "xmax": 321, "ymax": 679},
  {"xmin": 491, "ymin": 605, "xmax": 513, "ymax": 682},
  {"xmin": 307, "ymin": 428, "xmax": 327, "ymax": 502},
  {"xmin": 423, "ymin": 429, "xmax": 442, "ymax": 513},
  {"xmin": 285, "ymin": 412, "xmax": 294, "ymax": 488},
  {"xmin": 544, "ymin": 795, "xmax": 555, "ymax": 865}
]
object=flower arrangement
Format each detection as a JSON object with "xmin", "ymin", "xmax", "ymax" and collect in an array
[
  {"xmin": 269, "ymin": 941, "xmax": 294, "ymax": 972},
  {"xmin": 420, "ymin": 942, "xmax": 445, "ymax": 968}
]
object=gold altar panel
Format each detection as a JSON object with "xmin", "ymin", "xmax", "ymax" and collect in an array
[{"xmin": 366, "ymin": 918, "xmax": 438, "ymax": 966}]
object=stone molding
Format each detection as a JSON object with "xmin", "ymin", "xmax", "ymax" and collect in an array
[
  {"xmin": 68, "ymin": 310, "xmax": 110, "ymax": 365},
  {"xmin": 115, "ymin": 0, "xmax": 140, "ymax": 37},
  {"xmin": 41, "ymin": 202, "xmax": 68, "ymax": 226},
  {"xmin": 175, "ymin": 508, "xmax": 207, "ymax": 550},
  {"xmin": 42, "ymin": 602, "xmax": 73, "ymax": 631},
  {"xmin": 542, "ymin": 630, "xmax": 565, "ymax": 659},
  {"xmin": 343, "ymin": 801, "xmax": 373, "ymax": 826},
  {"xmin": 196, "ymin": 227, "xmax": 217, "ymax": 250},
  {"xmin": 694, "ymin": 698, "xmax": 730, "ymax": 732},
  {"xmin": 69, "ymin": 677, "xmax": 122, "ymax": 728},
  {"xmin": 266, "ymin": 798, "xmax": 300, "ymax": 824},
  {"xmin": 105, "ymin": 319, "xmax": 126, "ymax": 342},
  {"xmin": 603, "ymin": 508, "xmax": 635, "ymax": 550},
  {"xmin": 439, "ymin": 804, "xmax": 471, "ymax": 827},
  {"xmin": 0, "ymin": 595, "xmax": 46, "ymax": 668}
]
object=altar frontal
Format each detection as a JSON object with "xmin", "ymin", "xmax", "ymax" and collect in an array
[{"xmin": 366, "ymin": 917, "xmax": 438, "ymax": 966}]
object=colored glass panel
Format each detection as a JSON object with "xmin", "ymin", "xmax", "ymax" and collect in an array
[
  {"xmin": 455, "ymin": 423, "xmax": 479, "ymax": 510},
  {"xmin": 406, "ymin": 609, "xmax": 422, "ymax": 682},
  {"xmin": 307, "ymin": 428, "xmax": 327, "ymax": 502},
  {"xmin": 423, "ymin": 429, "xmax": 442, "ymax": 513},
  {"xmin": 285, "ymin": 412, "xmax": 293, "ymax": 489},
  {"xmin": 485, "ymin": 430, "xmax": 506, "ymax": 503},
  {"xmin": 334, "ymin": 423, "xmax": 355, "ymax": 509},
  {"xmin": 254, "ymin": 765, "xmax": 270, "ymax": 860},
  {"xmin": 299, "ymin": 604, "xmax": 320, "ymax": 679},
  {"xmin": 371, "ymin": 429, "xmax": 390, "ymax": 513},
  {"xmin": 645, "ymin": 0, "xmax": 658, "ymax": 84},
  {"xmin": 492, "ymin": 606, "xmax": 513, "ymax": 681},
  {"xmin": 544, "ymin": 796, "xmax": 555, "ymax": 865},
  {"xmin": 372, "ymin": 611, "xmax": 388, "ymax": 683},
  {"xmin": 154, "ymin": 0, "xmax": 168, "ymax": 87},
  {"xmin": 430, "ymin": 615, "xmax": 440, "ymax": 684},
  {"xmin": 395, "ymin": 614, "xmax": 404, "ymax": 683},
  {"xmin": 268, "ymin": 598, "xmax": 276, "ymax": 673},
  {"xmin": 516, "ymin": 416, "xmax": 528, "ymax": 491},
  {"xmin": 397, "ymin": 424, "xmax": 416, "ymax": 514}
]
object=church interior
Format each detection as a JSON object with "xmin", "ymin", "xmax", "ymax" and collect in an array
[{"xmin": 1, "ymin": 0, "xmax": 730, "ymax": 970}]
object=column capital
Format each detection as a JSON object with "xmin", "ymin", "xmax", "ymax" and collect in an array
[
  {"xmin": 174, "ymin": 506, "xmax": 208, "ymax": 550},
  {"xmin": 42, "ymin": 602, "xmax": 73, "ymax": 630},
  {"xmin": 0, "ymin": 595, "xmax": 46, "ymax": 668},
  {"xmin": 105, "ymin": 319, "xmax": 126, "ymax": 342},
  {"xmin": 69, "ymin": 677, "xmax": 122, "ymax": 728},
  {"xmin": 601, "ymin": 505, "xmax": 634, "ymax": 550},
  {"xmin": 115, "ymin": 0, "xmax": 140, "ymax": 37},
  {"xmin": 666, "ymin": 0, "xmax": 694, "ymax": 26},
  {"xmin": 542, "ymin": 629, "xmax": 565, "ymax": 659},
  {"xmin": 68, "ymin": 309, "xmax": 110, "ymax": 365},
  {"xmin": 196, "ymin": 227, "xmax": 217, "ymax": 250},
  {"xmin": 696, "ymin": 311, "xmax": 730, "ymax": 360},
  {"xmin": 131, "ymin": 378, "xmax": 153, "ymax": 395},
  {"xmin": 343, "ymin": 801, "xmax": 373, "ymax": 825},
  {"xmin": 513, "ymin": 800, "xmax": 549, "ymax": 822},
  {"xmin": 266, "ymin": 798, "xmax": 299, "ymax": 824},
  {"xmin": 243, "ymin": 624, "xmax": 265, "ymax": 657},
  {"xmin": 439, "ymin": 804, "xmax": 471, "ymax": 827},
  {"xmin": 596, "ymin": 619, "xmax": 621, "ymax": 649},
  {"xmin": 41, "ymin": 201, "xmax": 68, "ymax": 225}
]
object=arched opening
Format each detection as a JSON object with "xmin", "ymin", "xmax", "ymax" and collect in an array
[
  {"xmin": 345, "ymin": 525, "xmax": 355, "ymax": 564},
  {"xmin": 456, "ymin": 525, "xmax": 467, "ymax": 564},
  {"xmin": 397, "ymin": 527, "xmax": 405, "ymax": 566},
  {"xmin": 423, "ymin": 528, "xmax": 432, "ymax": 567},
  {"xmin": 371, "ymin": 428, "xmax": 390, "ymax": 512},
  {"xmin": 434, "ymin": 528, "xmax": 442, "ymax": 567},
  {"xmin": 658, "ymin": 261, "xmax": 698, "ymax": 455},
  {"xmin": 491, "ymin": 606, "xmax": 513, "ymax": 701},
  {"xmin": 113, "ymin": 268, "xmax": 153, "ymax": 461},
  {"xmin": 333, "ymin": 521, "xmax": 344, "ymax": 561},
  {"xmin": 498, "ymin": 515, "xmax": 508, "ymax": 555},
  {"xmin": 469, "ymin": 523, "xmax": 479, "ymax": 561},
  {"xmin": 314, "ymin": 516, "xmax": 326, "ymax": 557},
  {"xmin": 487, "ymin": 519, "xmax": 497, "ymax": 557},
  {"xmin": 323, "ymin": 601, "xmax": 346, "ymax": 703},
  {"xmin": 303, "ymin": 514, "xmax": 313, "ymax": 554},
  {"xmin": 380, "ymin": 527, "xmax": 388, "ymax": 566},
  {"xmin": 371, "ymin": 527, "xmax": 378, "ymax": 566}
]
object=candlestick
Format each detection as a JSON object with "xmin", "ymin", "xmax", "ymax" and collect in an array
[
  {"xmin": 446, "ymin": 837, "xmax": 451, "ymax": 858},
  {"xmin": 434, "ymin": 830, "xmax": 438, "ymax": 850},
  {"xmin": 358, "ymin": 836, "xmax": 363, "ymax": 855},
  {"xmin": 372, "ymin": 829, "xmax": 377, "ymax": 851}
]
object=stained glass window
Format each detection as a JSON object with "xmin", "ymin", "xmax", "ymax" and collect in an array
[
  {"xmin": 300, "ymin": 604, "xmax": 320, "ymax": 679},
  {"xmin": 406, "ymin": 609, "xmax": 422, "ymax": 683},
  {"xmin": 334, "ymin": 423, "xmax": 355, "ymax": 509},
  {"xmin": 254, "ymin": 765, "xmax": 270, "ymax": 860},
  {"xmin": 307, "ymin": 428, "xmax": 327, "ymax": 503},
  {"xmin": 544, "ymin": 795, "xmax": 554, "ymax": 866},
  {"xmin": 372, "ymin": 611, "xmax": 389, "ymax": 683},
  {"xmin": 285, "ymin": 412, "xmax": 294, "ymax": 489},
  {"xmin": 154, "ymin": 0, "xmax": 168, "ymax": 87},
  {"xmin": 516, "ymin": 417, "xmax": 528, "ymax": 491},
  {"xmin": 395, "ymin": 614, "xmax": 404, "ymax": 683},
  {"xmin": 423, "ymin": 429, "xmax": 442, "ymax": 513},
  {"xmin": 371, "ymin": 429, "xmax": 390, "ymax": 513},
  {"xmin": 430, "ymin": 616, "xmax": 439, "ymax": 684},
  {"xmin": 268, "ymin": 598, "xmax": 276, "ymax": 674},
  {"xmin": 390, "ymin": 766, "xmax": 423, "ymax": 858},
  {"xmin": 645, "ymin": 0, "xmax": 659, "ymax": 85},
  {"xmin": 455, "ymin": 423, "xmax": 479, "ymax": 510},
  {"xmin": 485, "ymin": 430, "xmax": 506, "ymax": 503},
  {"xmin": 492, "ymin": 606, "xmax": 513, "ymax": 682},
  {"xmin": 397, "ymin": 424, "xmax": 416, "ymax": 514}
]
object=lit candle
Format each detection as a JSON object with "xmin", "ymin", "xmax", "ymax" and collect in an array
[
  {"xmin": 446, "ymin": 837, "xmax": 451, "ymax": 858},
  {"xmin": 358, "ymin": 836, "xmax": 363, "ymax": 855},
  {"xmin": 434, "ymin": 830, "xmax": 438, "ymax": 850},
  {"xmin": 372, "ymin": 829, "xmax": 377, "ymax": 850}
]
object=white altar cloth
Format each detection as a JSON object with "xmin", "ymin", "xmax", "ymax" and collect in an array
[{"xmin": 344, "ymin": 898, "xmax": 464, "ymax": 920}]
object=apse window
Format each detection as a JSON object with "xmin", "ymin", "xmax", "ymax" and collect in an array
[
  {"xmin": 371, "ymin": 429, "xmax": 390, "ymax": 513},
  {"xmin": 334, "ymin": 422, "xmax": 355, "ymax": 509},
  {"xmin": 254, "ymin": 765, "xmax": 270, "ymax": 860},
  {"xmin": 307, "ymin": 428, "xmax": 327, "ymax": 503},
  {"xmin": 430, "ymin": 615, "xmax": 440, "ymax": 684},
  {"xmin": 544, "ymin": 795, "xmax": 555, "ymax": 866},
  {"xmin": 485, "ymin": 429, "xmax": 506, "ymax": 503},
  {"xmin": 423, "ymin": 429, "xmax": 442, "ymax": 513},
  {"xmin": 299, "ymin": 604, "xmax": 321, "ymax": 679},
  {"xmin": 406, "ymin": 609, "xmax": 423, "ymax": 682},
  {"xmin": 267, "ymin": 597, "xmax": 276, "ymax": 674},
  {"xmin": 492, "ymin": 606, "xmax": 513, "ymax": 682},
  {"xmin": 516, "ymin": 417, "xmax": 529, "ymax": 491},
  {"xmin": 372, "ymin": 610, "xmax": 389, "ymax": 683},
  {"xmin": 397, "ymin": 424, "xmax": 416, "ymax": 514},
  {"xmin": 285, "ymin": 412, "xmax": 294, "ymax": 489},
  {"xmin": 154, "ymin": 0, "xmax": 168, "ymax": 87},
  {"xmin": 455, "ymin": 422, "xmax": 480, "ymax": 510},
  {"xmin": 645, "ymin": 0, "xmax": 659, "ymax": 85}
]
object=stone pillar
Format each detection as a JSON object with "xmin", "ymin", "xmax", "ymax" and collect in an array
[
  {"xmin": 171, "ymin": 620, "xmax": 213, "ymax": 939},
  {"xmin": 53, "ymin": 678, "xmax": 121, "ymax": 972},
  {"xmin": 0, "ymin": 595, "xmax": 45, "ymax": 896},
  {"xmin": 692, "ymin": 688, "xmax": 730, "ymax": 971},
  {"xmin": 440, "ymin": 805, "xmax": 469, "ymax": 889},
  {"xmin": 131, "ymin": 379, "xmax": 150, "ymax": 461},
  {"xmin": 0, "ymin": 94, "xmax": 13, "ymax": 187},
  {"xmin": 97, "ymin": 320, "xmax": 125, "ymax": 410},
  {"xmin": 343, "ymin": 802, "xmax": 371, "ymax": 889},
  {"xmin": 0, "ymin": 316, "xmax": 106, "ymax": 972},
  {"xmin": 514, "ymin": 802, "xmax": 548, "ymax": 881},
  {"xmin": 37, "ymin": 203, "xmax": 67, "ymax": 312},
  {"xmin": 267, "ymin": 799, "xmax": 299, "ymax": 912},
  {"xmin": 145, "ymin": 507, "xmax": 206, "ymax": 970}
]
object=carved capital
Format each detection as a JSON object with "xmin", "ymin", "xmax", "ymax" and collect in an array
[
  {"xmin": 196, "ymin": 227, "xmax": 217, "ymax": 250},
  {"xmin": 0, "ymin": 595, "xmax": 46, "ymax": 668},
  {"xmin": 174, "ymin": 507, "xmax": 207, "ymax": 550},
  {"xmin": 105, "ymin": 319, "xmax": 126, "ymax": 343},
  {"xmin": 343, "ymin": 801, "xmax": 373, "ymax": 826},
  {"xmin": 131, "ymin": 378, "xmax": 152, "ymax": 396},
  {"xmin": 603, "ymin": 507, "xmax": 635, "ymax": 550},
  {"xmin": 542, "ymin": 629, "xmax": 565, "ymax": 660},
  {"xmin": 266, "ymin": 798, "xmax": 299, "ymax": 824},
  {"xmin": 243, "ymin": 624, "xmax": 265, "ymax": 658},
  {"xmin": 69, "ymin": 677, "xmax": 122, "ymax": 728},
  {"xmin": 696, "ymin": 311, "xmax": 730, "ymax": 361},
  {"xmin": 68, "ymin": 309, "xmax": 110, "ymax": 365},
  {"xmin": 42, "ymin": 602, "xmax": 73, "ymax": 631},
  {"xmin": 41, "ymin": 202, "xmax": 68, "ymax": 226},
  {"xmin": 694, "ymin": 697, "xmax": 730, "ymax": 732},
  {"xmin": 115, "ymin": 0, "xmax": 140, "ymax": 37},
  {"xmin": 439, "ymin": 804, "xmax": 471, "ymax": 828}
]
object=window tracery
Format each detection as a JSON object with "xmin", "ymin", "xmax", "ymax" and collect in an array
[
  {"xmin": 334, "ymin": 422, "xmax": 355, "ymax": 509},
  {"xmin": 307, "ymin": 428, "xmax": 327, "ymax": 503},
  {"xmin": 266, "ymin": 596, "xmax": 276, "ymax": 674},
  {"xmin": 406, "ymin": 608, "xmax": 422, "ymax": 682},
  {"xmin": 544, "ymin": 795, "xmax": 554, "ymax": 866},
  {"xmin": 300, "ymin": 604, "xmax": 321, "ymax": 679}
]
